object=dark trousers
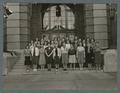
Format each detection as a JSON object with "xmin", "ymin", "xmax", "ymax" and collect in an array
[{"xmin": 31, "ymin": 56, "xmax": 39, "ymax": 65}]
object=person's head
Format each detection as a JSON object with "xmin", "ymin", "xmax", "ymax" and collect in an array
[
  {"xmin": 51, "ymin": 40, "xmax": 54, "ymax": 44},
  {"xmin": 75, "ymin": 36, "xmax": 78, "ymax": 40},
  {"xmin": 70, "ymin": 44, "xmax": 74, "ymax": 49},
  {"xmin": 66, "ymin": 40, "xmax": 70, "ymax": 44},
  {"xmin": 87, "ymin": 38, "xmax": 90, "ymax": 43},
  {"xmin": 96, "ymin": 42, "xmax": 99, "ymax": 47},
  {"xmin": 36, "ymin": 38, "xmax": 39, "ymax": 41},
  {"xmin": 40, "ymin": 44, "xmax": 44, "ymax": 48},
  {"xmin": 44, "ymin": 41, "xmax": 47, "ymax": 45},
  {"xmin": 26, "ymin": 45, "xmax": 29, "ymax": 49},
  {"xmin": 31, "ymin": 40, "xmax": 34, "ymax": 44},
  {"xmin": 91, "ymin": 38, "xmax": 95, "ymax": 43},
  {"xmin": 47, "ymin": 42, "xmax": 51, "ymax": 47},
  {"xmin": 62, "ymin": 42, "xmax": 65, "ymax": 47},
  {"xmin": 82, "ymin": 39, "xmax": 85, "ymax": 43},
  {"xmin": 33, "ymin": 43, "xmax": 36, "ymax": 47},
  {"xmin": 55, "ymin": 43, "xmax": 58, "ymax": 48},
  {"xmin": 78, "ymin": 42, "xmax": 82, "ymax": 46},
  {"xmin": 78, "ymin": 38, "xmax": 81, "ymax": 41}
]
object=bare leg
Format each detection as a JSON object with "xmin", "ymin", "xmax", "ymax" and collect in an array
[
  {"xmin": 70, "ymin": 63, "xmax": 72, "ymax": 70},
  {"xmin": 73, "ymin": 63, "xmax": 75, "ymax": 70}
]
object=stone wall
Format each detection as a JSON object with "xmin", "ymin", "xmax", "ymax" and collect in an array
[
  {"xmin": 85, "ymin": 4, "xmax": 108, "ymax": 48},
  {"xmin": 6, "ymin": 3, "xmax": 31, "ymax": 50}
]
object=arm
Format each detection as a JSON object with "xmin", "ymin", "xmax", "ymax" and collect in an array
[
  {"xmin": 45, "ymin": 49, "xmax": 49, "ymax": 57},
  {"xmin": 76, "ymin": 48, "xmax": 78, "ymax": 58},
  {"xmin": 48, "ymin": 48, "xmax": 54, "ymax": 57},
  {"xmin": 59, "ymin": 48, "xmax": 62, "ymax": 58}
]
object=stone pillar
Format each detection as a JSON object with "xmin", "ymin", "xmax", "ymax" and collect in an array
[
  {"xmin": 30, "ymin": 4, "xmax": 42, "ymax": 40},
  {"xmin": 104, "ymin": 49, "xmax": 117, "ymax": 72},
  {"xmin": 93, "ymin": 4, "xmax": 108, "ymax": 48},
  {"xmin": 74, "ymin": 4, "xmax": 85, "ymax": 39},
  {"xmin": 6, "ymin": 3, "xmax": 30, "ymax": 50},
  {"xmin": 84, "ymin": 4, "xmax": 94, "ymax": 39},
  {"xmin": 85, "ymin": 4, "xmax": 108, "ymax": 48}
]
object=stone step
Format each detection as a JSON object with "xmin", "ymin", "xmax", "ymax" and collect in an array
[
  {"xmin": 11, "ymin": 69, "xmax": 25, "ymax": 73},
  {"xmin": 13, "ymin": 66, "xmax": 25, "ymax": 69}
]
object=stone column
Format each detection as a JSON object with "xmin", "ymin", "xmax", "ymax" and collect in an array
[
  {"xmin": 84, "ymin": 4, "xmax": 94, "ymax": 39},
  {"xmin": 6, "ymin": 3, "xmax": 30, "ymax": 50},
  {"xmin": 30, "ymin": 4, "xmax": 42, "ymax": 40},
  {"xmin": 93, "ymin": 4, "xmax": 108, "ymax": 48},
  {"xmin": 74, "ymin": 4, "xmax": 85, "ymax": 39}
]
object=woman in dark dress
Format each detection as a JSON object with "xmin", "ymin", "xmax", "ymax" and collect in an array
[
  {"xmin": 68, "ymin": 44, "xmax": 77, "ymax": 70},
  {"xmin": 53, "ymin": 43, "xmax": 61, "ymax": 71},
  {"xmin": 91, "ymin": 38, "xmax": 96, "ymax": 69},
  {"xmin": 95, "ymin": 42, "xmax": 101, "ymax": 70},
  {"xmin": 24, "ymin": 45, "xmax": 31, "ymax": 72},
  {"xmin": 45, "ymin": 43, "xmax": 54, "ymax": 71},
  {"xmin": 85, "ymin": 42, "xmax": 94, "ymax": 70}
]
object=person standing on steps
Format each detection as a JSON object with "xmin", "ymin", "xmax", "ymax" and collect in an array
[
  {"xmin": 31, "ymin": 43, "xmax": 40, "ymax": 72},
  {"xmin": 45, "ymin": 42, "xmax": 54, "ymax": 71},
  {"xmin": 24, "ymin": 45, "xmax": 31, "ymax": 72},
  {"xmin": 53, "ymin": 43, "xmax": 61, "ymax": 72},
  {"xmin": 39, "ymin": 44, "xmax": 46, "ymax": 70},
  {"xmin": 61, "ymin": 42, "xmax": 68, "ymax": 71},
  {"xmin": 68, "ymin": 44, "xmax": 77, "ymax": 70}
]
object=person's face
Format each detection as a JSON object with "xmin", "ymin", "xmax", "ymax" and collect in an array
[
  {"xmin": 26, "ymin": 46, "xmax": 29, "ymax": 49},
  {"xmin": 79, "ymin": 38, "xmax": 81, "ymax": 41},
  {"xmin": 79, "ymin": 43, "xmax": 82, "ymax": 46},
  {"xmin": 75, "ymin": 36, "xmax": 77, "ymax": 39},
  {"xmin": 55, "ymin": 44, "xmax": 58, "ymax": 48},
  {"xmin": 48, "ymin": 44, "xmax": 50, "ymax": 47},
  {"xmin": 70, "ymin": 45, "xmax": 73, "ymax": 49},
  {"xmin": 96, "ymin": 43, "xmax": 99, "ymax": 47},
  {"xmin": 91, "ymin": 39, "xmax": 95, "ymax": 43},
  {"xmin": 36, "ymin": 38, "xmax": 38, "ymax": 41},
  {"xmin": 67, "ymin": 41, "xmax": 69, "ymax": 44},
  {"xmin": 31, "ymin": 40, "xmax": 33, "ymax": 44},
  {"xmin": 83, "ymin": 40, "xmax": 85, "ymax": 43}
]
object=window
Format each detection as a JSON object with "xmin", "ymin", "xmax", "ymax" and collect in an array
[{"xmin": 43, "ymin": 5, "xmax": 75, "ymax": 30}]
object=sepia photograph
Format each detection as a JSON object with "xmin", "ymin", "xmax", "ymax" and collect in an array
[{"xmin": 2, "ymin": 2, "xmax": 117, "ymax": 91}]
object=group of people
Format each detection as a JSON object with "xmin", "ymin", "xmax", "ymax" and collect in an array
[{"xmin": 24, "ymin": 36, "xmax": 102, "ymax": 72}]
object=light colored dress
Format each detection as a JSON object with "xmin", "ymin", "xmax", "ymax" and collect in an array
[
  {"xmin": 68, "ymin": 49, "xmax": 76, "ymax": 63},
  {"xmin": 61, "ymin": 46, "xmax": 68, "ymax": 64},
  {"xmin": 39, "ymin": 47, "xmax": 46, "ymax": 65},
  {"xmin": 76, "ymin": 46, "xmax": 85, "ymax": 64}
]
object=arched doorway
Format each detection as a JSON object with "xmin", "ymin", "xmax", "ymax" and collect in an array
[{"xmin": 42, "ymin": 5, "xmax": 75, "ymax": 40}]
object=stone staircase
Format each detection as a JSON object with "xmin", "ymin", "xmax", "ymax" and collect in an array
[
  {"xmin": 8, "ymin": 50, "xmax": 25, "ymax": 75},
  {"xmin": 8, "ymin": 50, "xmax": 105, "ymax": 75}
]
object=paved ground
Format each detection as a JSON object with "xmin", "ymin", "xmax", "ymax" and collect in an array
[{"xmin": 3, "ymin": 70, "xmax": 117, "ymax": 91}]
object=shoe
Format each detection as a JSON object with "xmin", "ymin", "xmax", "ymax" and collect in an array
[
  {"xmin": 33, "ymin": 69, "xmax": 37, "ymax": 72},
  {"xmin": 48, "ymin": 69, "xmax": 51, "ymax": 71},
  {"xmin": 63, "ymin": 69, "xmax": 67, "ymax": 71},
  {"xmin": 26, "ymin": 70, "xmax": 30, "ymax": 72}
]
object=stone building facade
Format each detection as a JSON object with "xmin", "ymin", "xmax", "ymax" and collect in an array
[{"xmin": 5, "ymin": 3, "xmax": 117, "ymax": 50}]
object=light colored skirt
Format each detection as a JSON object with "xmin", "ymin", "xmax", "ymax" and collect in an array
[
  {"xmin": 39, "ymin": 53, "xmax": 46, "ymax": 65},
  {"xmin": 62, "ymin": 53, "xmax": 68, "ymax": 64},
  {"xmin": 77, "ymin": 52, "xmax": 84, "ymax": 64},
  {"xmin": 69, "ymin": 55, "xmax": 76, "ymax": 63}
]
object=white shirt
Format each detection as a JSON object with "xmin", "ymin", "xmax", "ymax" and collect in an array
[
  {"xmin": 61, "ymin": 47, "xmax": 68, "ymax": 54},
  {"xmin": 53, "ymin": 48, "xmax": 61, "ymax": 58},
  {"xmin": 66, "ymin": 44, "xmax": 71, "ymax": 50},
  {"xmin": 77, "ymin": 46, "xmax": 85, "ymax": 58},
  {"xmin": 30, "ymin": 46, "xmax": 40, "ymax": 56},
  {"xmin": 77, "ymin": 46, "xmax": 85, "ymax": 52}
]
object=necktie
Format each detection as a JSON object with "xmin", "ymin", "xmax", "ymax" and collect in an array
[
  {"xmin": 33, "ymin": 47, "xmax": 35, "ymax": 56},
  {"xmin": 55, "ymin": 48, "xmax": 58, "ymax": 56}
]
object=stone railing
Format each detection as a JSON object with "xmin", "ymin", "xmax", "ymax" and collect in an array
[
  {"xmin": 103, "ymin": 49, "xmax": 117, "ymax": 72},
  {"xmin": 2, "ymin": 50, "xmax": 22, "ymax": 75}
]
